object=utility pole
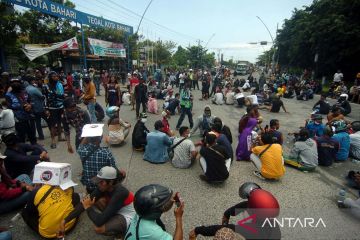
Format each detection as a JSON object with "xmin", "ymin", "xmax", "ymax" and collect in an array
[{"xmin": 197, "ymin": 39, "xmax": 201, "ymax": 69}]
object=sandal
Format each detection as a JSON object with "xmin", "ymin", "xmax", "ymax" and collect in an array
[{"xmin": 50, "ymin": 143, "xmax": 56, "ymax": 149}]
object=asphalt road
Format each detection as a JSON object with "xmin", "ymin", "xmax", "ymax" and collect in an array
[{"xmin": 1, "ymin": 74, "xmax": 360, "ymax": 240}]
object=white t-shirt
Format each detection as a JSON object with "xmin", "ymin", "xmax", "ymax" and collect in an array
[
  {"xmin": 242, "ymin": 81, "xmax": 250, "ymax": 89},
  {"xmin": 235, "ymin": 93, "xmax": 244, "ymax": 99},
  {"xmin": 247, "ymin": 94, "xmax": 258, "ymax": 105},
  {"xmin": 0, "ymin": 109, "xmax": 15, "ymax": 129},
  {"xmin": 214, "ymin": 92, "xmax": 224, "ymax": 105},
  {"xmin": 172, "ymin": 137, "xmax": 196, "ymax": 168},
  {"xmin": 225, "ymin": 92, "xmax": 235, "ymax": 105},
  {"xmin": 333, "ymin": 72, "xmax": 343, "ymax": 82},
  {"xmin": 350, "ymin": 131, "xmax": 360, "ymax": 160}
]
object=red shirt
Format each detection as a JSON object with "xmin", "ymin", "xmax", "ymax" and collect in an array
[
  {"xmin": 130, "ymin": 77, "xmax": 139, "ymax": 92},
  {"xmin": 66, "ymin": 75, "xmax": 73, "ymax": 90},
  {"xmin": 161, "ymin": 117, "xmax": 170, "ymax": 135}
]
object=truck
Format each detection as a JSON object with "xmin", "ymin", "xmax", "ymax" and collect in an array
[{"xmin": 234, "ymin": 61, "xmax": 250, "ymax": 76}]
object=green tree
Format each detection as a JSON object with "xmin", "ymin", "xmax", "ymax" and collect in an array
[
  {"xmin": 275, "ymin": 0, "xmax": 360, "ymax": 80},
  {"xmin": 172, "ymin": 46, "xmax": 188, "ymax": 67}
]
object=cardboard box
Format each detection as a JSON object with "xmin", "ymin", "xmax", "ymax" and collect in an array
[{"xmin": 33, "ymin": 162, "xmax": 77, "ymax": 190}]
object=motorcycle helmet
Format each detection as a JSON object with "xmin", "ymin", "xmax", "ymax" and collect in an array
[
  {"xmin": 332, "ymin": 120, "xmax": 347, "ymax": 132},
  {"xmin": 239, "ymin": 182, "xmax": 261, "ymax": 199},
  {"xmin": 134, "ymin": 184, "xmax": 173, "ymax": 220},
  {"xmin": 106, "ymin": 106, "xmax": 119, "ymax": 118},
  {"xmin": 339, "ymin": 93, "xmax": 348, "ymax": 101},
  {"xmin": 248, "ymin": 188, "xmax": 280, "ymax": 218}
]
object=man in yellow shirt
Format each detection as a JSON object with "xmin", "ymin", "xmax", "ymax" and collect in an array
[
  {"xmin": 81, "ymin": 74, "xmax": 97, "ymax": 123},
  {"xmin": 250, "ymin": 132, "xmax": 285, "ymax": 180},
  {"xmin": 22, "ymin": 162, "xmax": 79, "ymax": 239}
]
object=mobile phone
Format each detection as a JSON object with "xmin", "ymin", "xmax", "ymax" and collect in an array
[{"xmin": 174, "ymin": 192, "xmax": 181, "ymax": 207}]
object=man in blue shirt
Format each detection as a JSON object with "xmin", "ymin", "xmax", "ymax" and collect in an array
[
  {"xmin": 144, "ymin": 120, "xmax": 173, "ymax": 164},
  {"xmin": 331, "ymin": 120, "xmax": 350, "ymax": 161},
  {"xmin": 306, "ymin": 114, "xmax": 326, "ymax": 138}
]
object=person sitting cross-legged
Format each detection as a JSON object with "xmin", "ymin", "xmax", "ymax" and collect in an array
[
  {"xmin": 284, "ymin": 128, "xmax": 318, "ymax": 171},
  {"xmin": 143, "ymin": 120, "xmax": 173, "ymax": 164},
  {"xmin": 171, "ymin": 126, "xmax": 197, "ymax": 169},
  {"xmin": 250, "ymin": 132, "xmax": 285, "ymax": 180},
  {"xmin": 199, "ymin": 133, "xmax": 231, "ymax": 183},
  {"xmin": 58, "ymin": 166, "xmax": 134, "ymax": 239}
]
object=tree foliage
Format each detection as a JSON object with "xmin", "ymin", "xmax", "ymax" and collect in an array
[{"xmin": 274, "ymin": 0, "xmax": 360, "ymax": 80}]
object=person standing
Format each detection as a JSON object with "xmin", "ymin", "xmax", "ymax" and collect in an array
[
  {"xmin": 81, "ymin": 74, "xmax": 97, "ymax": 123},
  {"xmin": 333, "ymin": 69, "xmax": 343, "ymax": 85},
  {"xmin": 43, "ymin": 71, "xmax": 65, "ymax": 148},
  {"xmin": 130, "ymin": 73, "xmax": 140, "ymax": 111},
  {"xmin": 176, "ymin": 83, "xmax": 193, "ymax": 130},
  {"xmin": 25, "ymin": 79, "xmax": 46, "ymax": 140},
  {"xmin": 5, "ymin": 77, "xmax": 36, "ymax": 144},
  {"xmin": 134, "ymin": 77, "xmax": 148, "ymax": 118},
  {"xmin": 62, "ymin": 97, "xmax": 91, "ymax": 153},
  {"xmin": 94, "ymin": 70, "xmax": 101, "ymax": 96},
  {"xmin": 105, "ymin": 75, "xmax": 121, "ymax": 107}
]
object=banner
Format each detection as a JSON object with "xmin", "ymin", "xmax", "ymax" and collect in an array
[
  {"xmin": 5, "ymin": 0, "xmax": 133, "ymax": 34},
  {"xmin": 88, "ymin": 38, "xmax": 126, "ymax": 58},
  {"xmin": 22, "ymin": 37, "xmax": 78, "ymax": 61}
]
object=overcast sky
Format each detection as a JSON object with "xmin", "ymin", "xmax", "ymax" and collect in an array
[{"xmin": 20, "ymin": 0, "xmax": 315, "ymax": 63}]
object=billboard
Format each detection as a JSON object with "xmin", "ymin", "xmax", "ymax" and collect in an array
[
  {"xmin": 5, "ymin": 0, "xmax": 133, "ymax": 34},
  {"xmin": 88, "ymin": 38, "xmax": 126, "ymax": 58}
]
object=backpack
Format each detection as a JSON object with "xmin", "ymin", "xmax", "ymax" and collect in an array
[{"xmin": 21, "ymin": 186, "xmax": 55, "ymax": 232}]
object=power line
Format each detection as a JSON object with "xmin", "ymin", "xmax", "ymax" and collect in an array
[{"xmin": 105, "ymin": 0, "xmax": 199, "ymax": 41}]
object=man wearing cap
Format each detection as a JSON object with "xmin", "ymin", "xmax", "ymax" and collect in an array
[
  {"xmin": 337, "ymin": 93, "xmax": 351, "ymax": 116},
  {"xmin": 5, "ymin": 77, "xmax": 36, "ymax": 144},
  {"xmin": 22, "ymin": 162, "xmax": 78, "ymax": 238},
  {"xmin": 144, "ymin": 120, "xmax": 173, "ymax": 164},
  {"xmin": 60, "ymin": 166, "xmax": 134, "ymax": 238},
  {"xmin": 306, "ymin": 114, "xmax": 326, "ymax": 138},
  {"xmin": 77, "ymin": 124, "xmax": 119, "ymax": 193},
  {"xmin": 62, "ymin": 97, "xmax": 91, "ymax": 153}
]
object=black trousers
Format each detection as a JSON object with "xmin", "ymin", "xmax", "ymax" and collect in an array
[
  {"xmin": 15, "ymin": 119, "xmax": 36, "ymax": 144},
  {"xmin": 193, "ymin": 80, "xmax": 199, "ymax": 90},
  {"xmin": 136, "ymin": 100, "xmax": 147, "ymax": 117}
]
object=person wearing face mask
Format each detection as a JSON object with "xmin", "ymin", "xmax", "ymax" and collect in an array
[
  {"xmin": 132, "ymin": 112, "xmax": 149, "ymax": 151},
  {"xmin": 144, "ymin": 120, "xmax": 173, "ymax": 164},
  {"xmin": 62, "ymin": 97, "xmax": 91, "ymax": 153},
  {"xmin": 43, "ymin": 71, "xmax": 65, "ymax": 148},
  {"xmin": 305, "ymin": 114, "xmax": 326, "ymax": 138},
  {"xmin": 5, "ymin": 77, "xmax": 36, "ymax": 144},
  {"xmin": 24, "ymin": 78, "xmax": 46, "ymax": 140},
  {"xmin": 190, "ymin": 105, "xmax": 216, "ymax": 137}
]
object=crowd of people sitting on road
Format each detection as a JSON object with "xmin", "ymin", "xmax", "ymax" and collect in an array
[{"xmin": 0, "ymin": 66, "xmax": 359, "ymax": 239}]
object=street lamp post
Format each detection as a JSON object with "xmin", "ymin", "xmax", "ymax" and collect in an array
[{"xmin": 256, "ymin": 16, "xmax": 276, "ymax": 73}]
